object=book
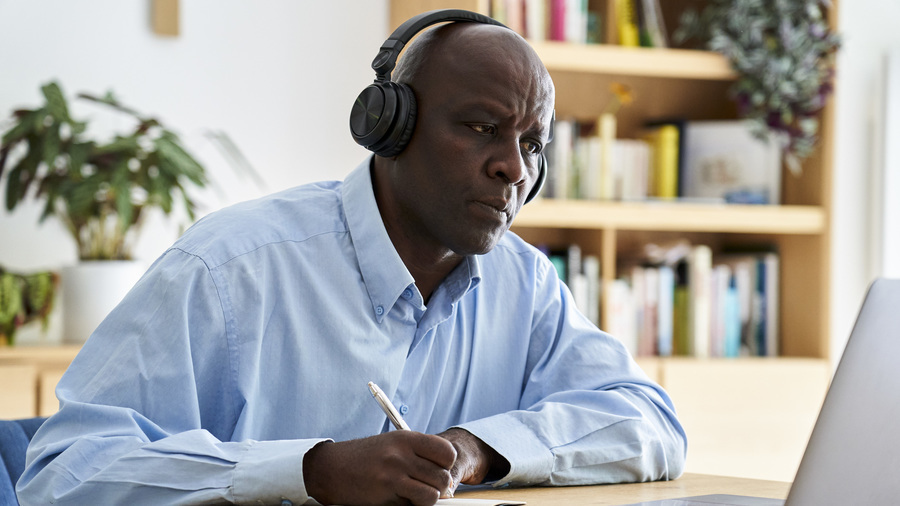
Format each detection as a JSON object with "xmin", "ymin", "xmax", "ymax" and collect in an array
[
  {"xmin": 639, "ymin": 0, "xmax": 668, "ymax": 48},
  {"xmin": 710, "ymin": 264, "xmax": 731, "ymax": 357},
  {"xmin": 681, "ymin": 120, "xmax": 783, "ymax": 204},
  {"xmin": 608, "ymin": 277, "xmax": 638, "ymax": 355},
  {"xmin": 546, "ymin": 119, "xmax": 574, "ymax": 199},
  {"xmin": 583, "ymin": 255, "xmax": 601, "ymax": 326},
  {"xmin": 505, "ymin": 0, "xmax": 526, "ymax": 36},
  {"xmin": 672, "ymin": 260, "xmax": 689, "ymax": 355},
  {"xmin": 614, "ymin": 0, "xmax": 640, "ymax": 47},
  {"xmin": 687, "ymin": 244, "xmax": 712, "ymax": 358},
  {"xmin": 597, "ymin": 113, "xmax": 617, "ymax": 200},
  {"xmin": 525, "ymin": 0, "xmax": 547, "ymax": 40},
  {"xmin": 565, "ymin": 0, "xmax": 588, "ymax": 43},
  {"xmin": 644, "ymin": 123, "xmax": 680, "ymax": 199},
  {"xmin": 719, "ymin": 251, "xmax": 780, "ymax": 356},
  {"xmin": 656, "ymin": 264, "xmax": 674, "ymax": 357},
  {"xmin": 758, "ymin": 252, "xmax": 780, "ymax": 356},
  {"xmin": 724, "ymin": 274, "xmax": 741, "ymax": 357},
  {"xmin": 639, "ymin": 266, "xmax": 660, "ymax": 356},
  {"xmin": 549, "ymin": 0, "xmax": 566, "ymax": 41}
]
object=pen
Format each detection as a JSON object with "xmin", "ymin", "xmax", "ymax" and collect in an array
[{"xmin": 367, "ymin": 381, "xmax": 411, "ymax": 431}]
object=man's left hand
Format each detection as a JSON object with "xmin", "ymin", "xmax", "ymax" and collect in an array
[{"xmin": 437, "ymin": 428, "xmax": 510, "ymax": 496}]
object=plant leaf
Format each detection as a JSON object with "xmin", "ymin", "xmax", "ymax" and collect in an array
[
  {"xmin": 93, "ymin": 135, "xmax": 140, "ymax": 156},
  {"xmin": 42, "ymin": 122, "xmax": 61, "ymax": 167},
  {"xmin": 41, "ymin": 82, "xmax": 70, "ymax": 121},
  {"xmin": 1, "ymin": 109, "xmax": 41, "ymax": 145},
  {"xmin": 155, "ymin": 133, "xmax": 207, "ymax": 186}
]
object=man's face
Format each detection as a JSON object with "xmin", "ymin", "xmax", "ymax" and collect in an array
[{"xmin": 390, "ymin": 32, "xmax": 555, "ymax": 257}]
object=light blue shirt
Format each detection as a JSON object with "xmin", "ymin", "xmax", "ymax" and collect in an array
[{"xmin": 18, "ymin": 157, "xmax": 686, "ymax": 505}]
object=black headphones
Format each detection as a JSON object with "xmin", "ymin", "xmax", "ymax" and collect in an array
[{"xmin": 349, "ymin": 9, "xmax": 549, "ymax": 204}]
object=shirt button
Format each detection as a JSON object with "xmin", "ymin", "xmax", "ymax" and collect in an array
[
  {"xmin": 399, "ymin": 404, "xmax": 409, "ymax": 415},
  {"xmin": 375, "ymin": 305, "xmax": 384, "ymax": 315},
  {"xmin": 402, "ymin": 288, "xmax": 413, "ymax": 299}
]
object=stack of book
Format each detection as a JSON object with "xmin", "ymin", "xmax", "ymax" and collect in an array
[
  {"xmin": 607, "ymin": 242, "xmax": 780, "ymax": 358},
  {"xmin": 489, "ymin": 0, "xmax": 668, "ymax": 46},
  {"xmin": 542, "ymin": 244, "xmax": 602, "ymax": 327},
  {"xmin": 543, "ymin": 119, "xmax": 783, "ymax": 205}
]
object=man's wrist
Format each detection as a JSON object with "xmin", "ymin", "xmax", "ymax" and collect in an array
[
  {"xmin": 302, "ymin": 440, "xmax": 335, "ymax": 504},
  {"xmin": 440, "ymin": 428, "xmax": 510, "ymax": 484}
]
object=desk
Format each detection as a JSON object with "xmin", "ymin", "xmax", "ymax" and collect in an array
[{"xmin": 454, "ymin": 473, "xmax": 791, "ymax": 505}]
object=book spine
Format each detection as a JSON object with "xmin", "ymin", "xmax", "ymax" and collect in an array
[
  {"xmin": 549, "ymin": 0, "xmax": 566, "ymax": 41},
  {"xmin": 598, "ymin": 113, "xmax": 616, "ymax": 200},
  {"xmin": 654, "ymin": 124, "xmax": 679, "ymax": 199},
  {"xmin": 657, "ymin": 265, "xmax": 674, "ymax": 357},
  {"xmin": 614, "ymin": 0, "xmax": 640, "ymax": 47},
  {"xmin": 688, "ymin": 244, "xmax": 712, "ymax": 358}
]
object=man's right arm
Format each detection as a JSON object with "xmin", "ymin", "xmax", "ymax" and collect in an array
[
  {"xmin": 16, "ymin": 249, "xmax": 460, "ymax": 505},
  {"xmin": 16, "ymin": 249, "xmax": 326, "ymax": 504}
]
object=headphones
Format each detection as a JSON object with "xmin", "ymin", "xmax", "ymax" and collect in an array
[{"xmin": 349, "ymin": 9, "xmax": 549, "ymax": 204}]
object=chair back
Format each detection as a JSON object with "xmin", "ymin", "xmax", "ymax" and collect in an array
[{"xmin": 0, "ymin": 417, "xmax": 47, "ymax": 505}]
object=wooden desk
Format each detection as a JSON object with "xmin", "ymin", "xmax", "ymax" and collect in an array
[
  {"xmin": 454, "ymin": 473, "xmax": 791, "ymax": 505},
  {"xmin": 0, "ymin": 345, "xmax": 80, "ymax": 417}
]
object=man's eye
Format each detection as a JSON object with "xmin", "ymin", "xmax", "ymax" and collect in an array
[
  {"xmin": 469, "ymin": 124, "xmax": 496, "ymax": 135},
  {"xmin": 521, "ymin": 140, "xmax": 542, "ymax": 155}
]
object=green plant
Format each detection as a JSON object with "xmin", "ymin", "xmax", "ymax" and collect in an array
[
  {"xmin": 0, "ymin": 267, "xmax": 58, "ymax": 345},
  {"xmin": 0, "ymin": 81, "xmax": 210, "ymax": 260},
  {"xmin": 674, "ymin": 0, "xmax": 840, "ymax": 174}
]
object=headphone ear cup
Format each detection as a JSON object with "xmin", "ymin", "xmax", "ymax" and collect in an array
[
  {"xmin": 349, "ymin": 82, "xmax": 417, "ymax": 158},
  {"xmin": 525, "ymin": 154, "xmax": 547, "ymax": 204},
  {"xmin": 377, "ymin": 83, "xmax": 417, "ymax": 158}
]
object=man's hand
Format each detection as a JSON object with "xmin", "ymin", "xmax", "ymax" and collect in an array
[
  {"xmin": 303, "ymin": 431, "xmax": 456, "ymax": 506},
  {"xmin": 437, "ymin": 428, "xmax": 511, "ymax": 496}
]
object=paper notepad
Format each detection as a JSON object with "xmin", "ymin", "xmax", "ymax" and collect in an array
[{"xmin": 436, "ymin": 499, "xmax": 525, "ymax": 506}]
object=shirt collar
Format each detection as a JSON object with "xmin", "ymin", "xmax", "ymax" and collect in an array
[{"xmin": 342, "ymin": 156, "xmax": 482, "ymax": 322}]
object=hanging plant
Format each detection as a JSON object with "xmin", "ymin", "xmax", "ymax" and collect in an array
[{"xmin": 674, "ymin": 0, "xmax": 841, "ymax": 174}]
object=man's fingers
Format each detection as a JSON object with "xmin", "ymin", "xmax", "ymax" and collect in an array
[
  {"xmin": 395, "ymin": 474, "xmax": 446, "ymax": 506},
  {"xmin": 409, "ymin": 430, "xmax": 457, "ymax": 469},
  {"xmin": 407, "ymin": 459, "xmax": 454, "ymax": 499}
]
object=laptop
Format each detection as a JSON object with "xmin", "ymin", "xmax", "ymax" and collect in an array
[{"xmin": 623, "ymin": 278, "xmax": 900, "ymax": 506}]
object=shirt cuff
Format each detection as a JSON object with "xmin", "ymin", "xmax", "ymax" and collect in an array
[
  {"xmin": 233, "ymin": 438, "xmax": 331, "ymax": 504},
  {"xmin": 454, "ymin": 414, "xmax": 553, "ymax": 487}
]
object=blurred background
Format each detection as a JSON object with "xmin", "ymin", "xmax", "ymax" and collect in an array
[{"xmin": 0, "ymin": 0, "xmax": 897, "ymax": 368}]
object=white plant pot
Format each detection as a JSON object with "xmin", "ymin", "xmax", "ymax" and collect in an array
[{"xmin": 61, "ymin": 260, "xmax": 145, "ymax": 344}]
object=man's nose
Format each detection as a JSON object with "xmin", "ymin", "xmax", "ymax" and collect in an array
[{"xmin": 488, "ymin": 141, "xmax": 527, "ymax": 188}]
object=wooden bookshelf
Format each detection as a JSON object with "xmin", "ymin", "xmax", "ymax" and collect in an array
[
  {"xmin": 389, "ymin": 0, "xmax": 837, "ymax": 481},
  {"xmin": 531, "ymin": 41, "xmax": 737, "ymax": 80},
  {"xmin": 516, "ymin": 201, "xmax": 826, "ymax": 234}
]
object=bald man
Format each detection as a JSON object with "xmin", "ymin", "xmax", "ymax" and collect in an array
[{"xmin": 19, "ymin": 18, "xmax": 685, "ymax": 506}]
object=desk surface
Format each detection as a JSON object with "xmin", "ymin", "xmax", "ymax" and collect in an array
[{"xmin": 454, "ymin": 473, "xmax": 791, "ymax": 505}]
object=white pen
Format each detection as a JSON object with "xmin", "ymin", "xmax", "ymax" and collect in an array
[{"xmin": 367, "ymin": 381, "xmax": 411, "ymax": 431}]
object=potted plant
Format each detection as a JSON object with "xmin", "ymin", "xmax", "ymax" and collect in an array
[
  {"xmin": 0, "ymin": 81, "xmax": 236, "ymax": 342},
  {"xmin": 674, "ymin": 0, "xmax": 841, "ymax": 174}
]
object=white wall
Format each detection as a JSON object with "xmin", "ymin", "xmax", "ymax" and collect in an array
[
  {"xmin": 0, "ymin": 0, "xmax": 387, "ymax": 342},
  {"xmin": 831, "ymin": 1, "xmax": 900, "ymax": 363}
]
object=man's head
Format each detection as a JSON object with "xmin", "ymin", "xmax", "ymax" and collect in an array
[{"xmin": 372, "ymin": 19, "xmax": 555, "ymax": 262}]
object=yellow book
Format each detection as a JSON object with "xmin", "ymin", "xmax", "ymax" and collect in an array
[
  {"xmin": 646, "ymin": 124, "xmax": 679, "ymax": 199},
  {"xmin": 614, "ymin": 0, "xmax": 639, "ymax": 47}
]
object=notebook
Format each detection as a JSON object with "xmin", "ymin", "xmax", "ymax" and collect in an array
[{"xmin": 622, "ymin": 278, "xmax": 900, "ymax": 506}]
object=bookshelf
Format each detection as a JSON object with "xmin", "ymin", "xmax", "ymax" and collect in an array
[{"xmin": 389, "ymin": 0, "xmax": 836, "ymax": 481}]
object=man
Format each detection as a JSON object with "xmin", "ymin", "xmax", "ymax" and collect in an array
[{"xmin": 18, "ymin": 18, "xmax": 686, "ymax": 506}]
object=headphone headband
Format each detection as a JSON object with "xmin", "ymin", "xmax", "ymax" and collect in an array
[
  {"xmin": 372, "ymin": 10, "xmax": 504, "ymax": 82},
  {"xmin": 350, "ymin": 8, "xmax": 549, "ymax": 203}
]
